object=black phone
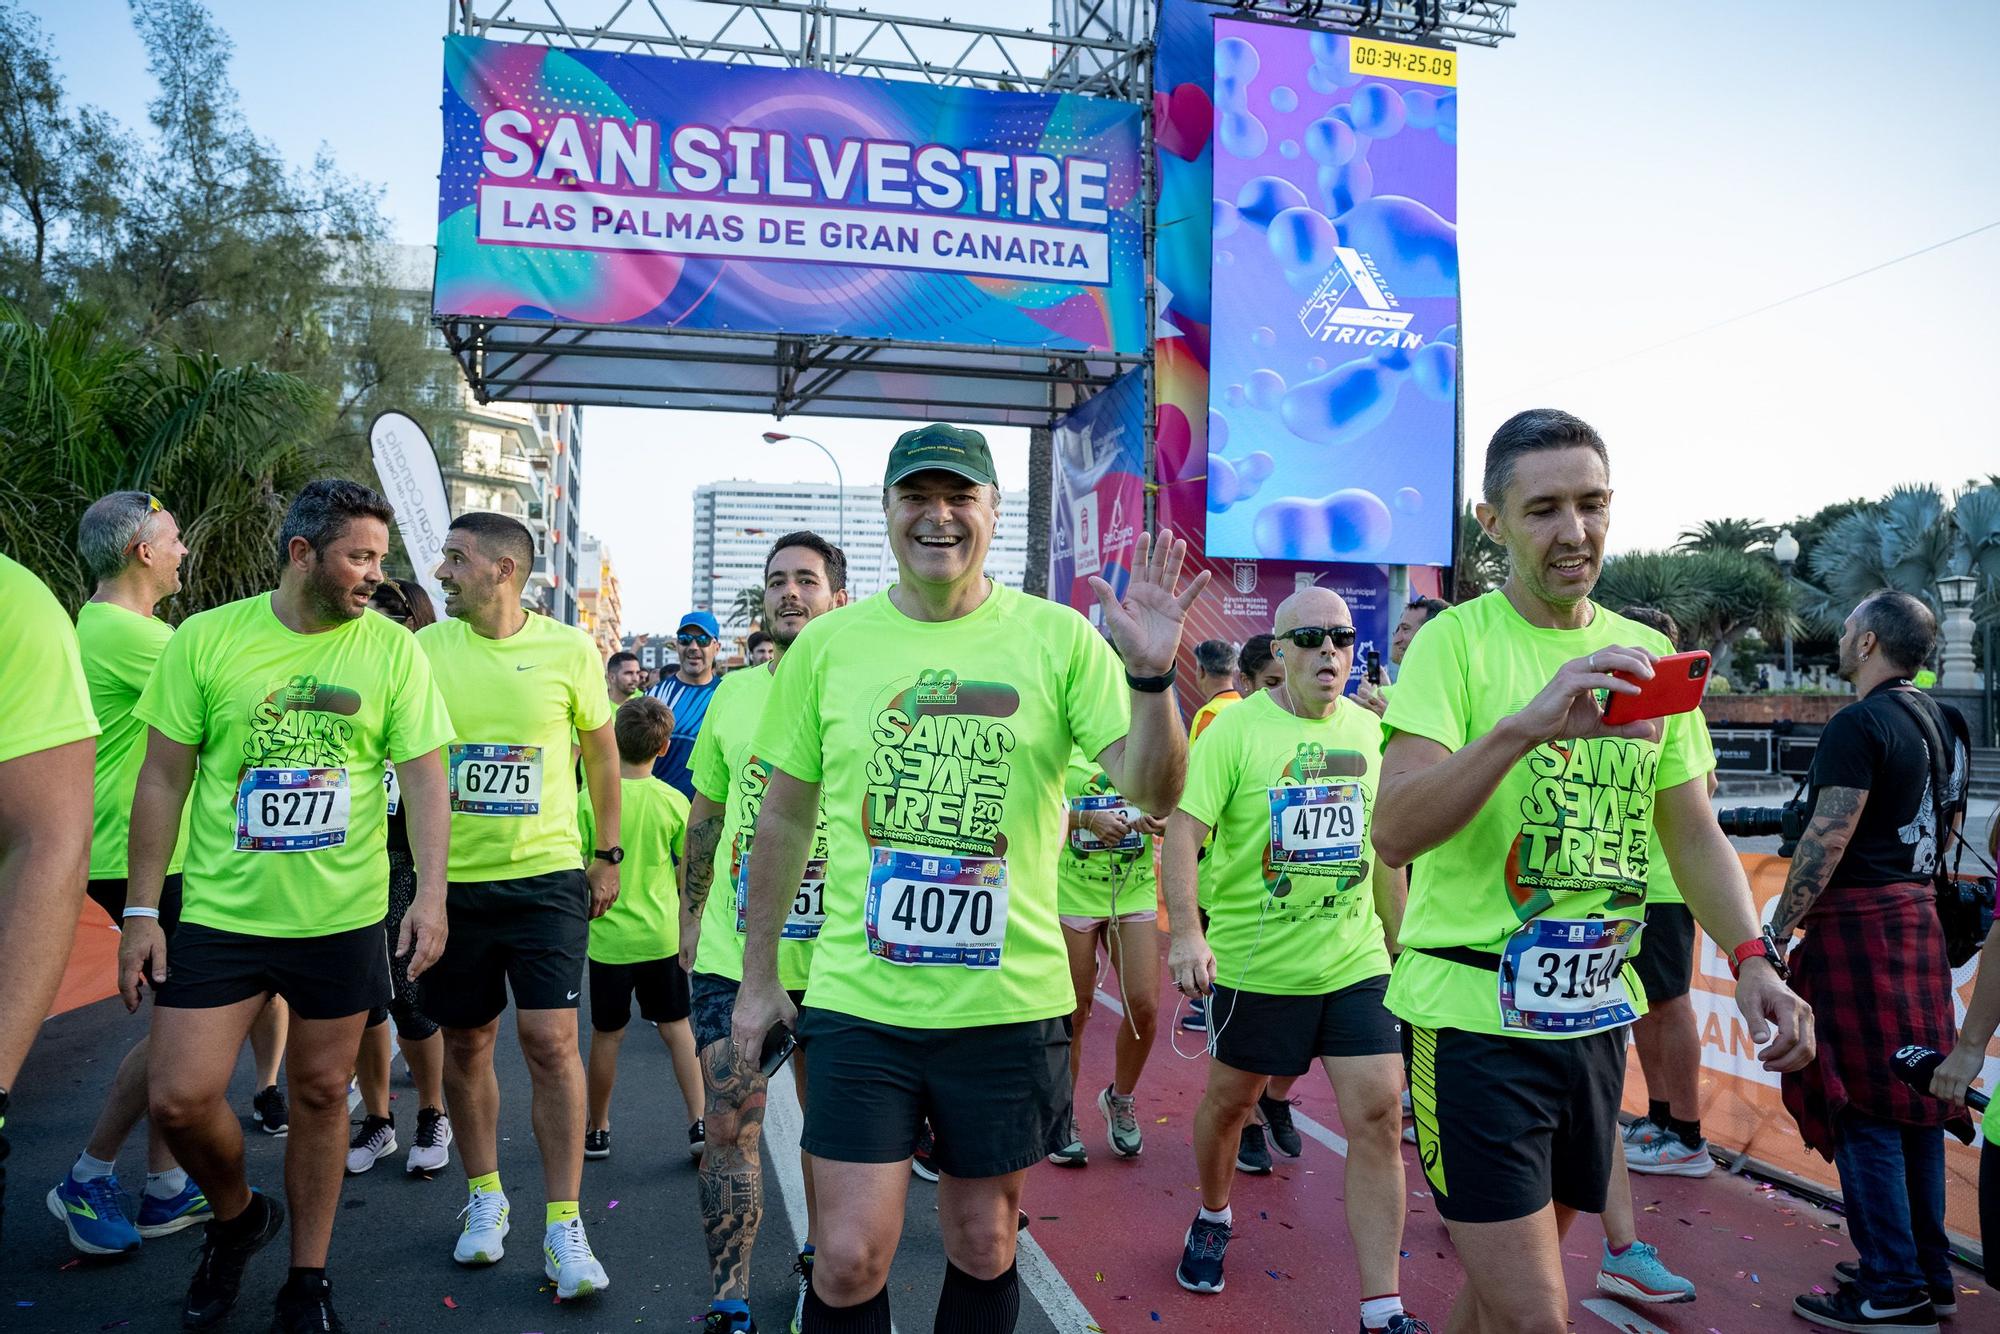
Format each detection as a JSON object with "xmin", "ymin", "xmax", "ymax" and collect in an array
[
  {"xmin": 1364, "ymin": 650, "xmax": 1384, "ymax": 686},
  {"xmin": 759, "ymin": 1022, "xmax": 797, "ymax": 1078}
]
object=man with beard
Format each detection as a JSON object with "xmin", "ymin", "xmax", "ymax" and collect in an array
[
  {"xmin": 418, "ymin": 512, "xmax": 621, "ymax": 1300},
  {"xmin": 681, "ymin": 531, "xmax": 849, "ymax": 1334},
  {"xmin": 606, "ymin": 651, "xmax": 644, "ymax": 709},
  {"xmin": 120, "ymin": 480, "xmax": 455, "ymax": 1332}
]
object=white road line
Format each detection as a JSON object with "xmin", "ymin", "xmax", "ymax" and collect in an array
[
  {"xmin": 1017, "ymin": 1230, "xmax": 1102, "ymax": 1333},
  {"xmin": 1580, "ymin": 1296, "xmax": 1674, "ymax": 1333}
]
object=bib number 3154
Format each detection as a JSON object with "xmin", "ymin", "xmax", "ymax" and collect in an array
[
  {"xmin": 865, "ymin": 848, "xmax": 1008, "ymax": 968},
  {"xmin": 236, "ymin": 767, "xmax": 350, "ymax": 852},
  {"xmin": 1498, "ymin": 917, "xmax": 1640, "ymax": 1035}
]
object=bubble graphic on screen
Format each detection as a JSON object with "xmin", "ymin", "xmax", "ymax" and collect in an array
[
  {"xmin": 1308, "ymin": 32, "xmax": 1342, "ymax": 66},
  {"xmin": 1347, "ymin": 83, "xmax": 1408, "ymax": 137},
  {"xmin": 1254, "ymin": 489, "xmax": 1393, "ymax": 560},
  {"xmin": 1410, "ymin": 342, "xmax": 1457, "ymax": 401},
  {"xmin": 1267, "ymin": 206, "xmax": 1340, "ymax": 273},
  {"xmin": 1217, "ymin": 35, "xmax": 1260, "ymax": 81},
  {"xmin": 1395, "ymin": 487, "xmax": 1423, "ymax": 515},
  {"xmin": 1436, "ymin": 324, "xmax": 1459, "ymax": 347},
  {"xmin": 1270, "ymin": 85, "xmax": 1298, "ymax": 113},
  {"xmin": 1225, "ymin": 383, "xmax": 1247, "ymax": 408},
  {"xmin": 1235, "ymin": 176, "xmax": 1307, "ymax": 229},
  {"xmin": 1334, "ymin": 196, "xmax": 1458, "ymax": 296},
  {"xmin": 1402, "ymin": 89, "xmax": 1439, "ymax": 130},
  {"xmin": 1220, "ymin": 110, "xmax": 1270, "ymax": 160},
  {"xmin": 1306, "ymin": 64, "xmax": 1340, "ymax": 94},
  {"xmin": 1212, "ymin": 199, "xmax": 1241, "ymax": 239},
  {"xmin": 1216, "ymin": 250, "xmax": 1236, "ymax": 266},
  {"xmin": 1318, "ymin": 158, "xmax": 1373, "ymax": 216},
  {"xmin": 1304, "ymin": 117, "xmax": 1358, "ymax": 166},
  {"xmin": 1251, "ymin": 326, "xmax": 1275, "ymax": 347},
  {"xmin": 1436, "ymin": 92, "xmax": 1458, "ymax": 145},
  {"xmin": 1207, "ymin": 456, "xmax": 1242, "ymax": 513},
  {"xmin": 1279, "ymin": 140, "xmax": 1300, "ymax": 159},
  {"xmin": 1208, "ymin": 410, "xmax": 1229, "ymax": 454},
  {"xmin": 1278, "ymin": 355, "xmax": 1406, "ymax": 447},
  {"xmin": 1240, "ymin": 451, "xmax": 1274, "ymax": 486},
  {"xmin": 1246, "ymin": 368, "xmax": 1287, "ymax": 412}
]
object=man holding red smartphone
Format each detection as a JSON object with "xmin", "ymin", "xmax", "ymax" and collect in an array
[{"xmin": 1373, "ymin": 408, "xmax": 1815, "ymax": 1333}]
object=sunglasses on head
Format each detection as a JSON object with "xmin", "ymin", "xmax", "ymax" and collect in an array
[
  {"xmin": 677, "ymin": 631, "xmax": 714, "ymax": 647},
  {"xmin": 1278, "ymin": 625, "xmax": 1357, "ymax": 650}
]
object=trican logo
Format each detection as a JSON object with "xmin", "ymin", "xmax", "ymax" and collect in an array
[{"xmin": 1297, "ymin": 248, "xmax": 1422, "ymax": 348}]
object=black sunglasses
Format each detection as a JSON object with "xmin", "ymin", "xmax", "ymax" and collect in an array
[
  {"xmin": 1277, "ymin": 625, "xmax": 1357, "ymax": 650},
  {"xmin": 676, "ymin": 631, "xmax": 715, "ymax": 647}
]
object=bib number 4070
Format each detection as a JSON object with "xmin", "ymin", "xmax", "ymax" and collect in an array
[
  {"xmin": 865, "ymin": 848, "xmax": 1009, "ymax": 969},
  {"xmin": 887, "ymin": 881, "xmax": 995, "ymax": 939}
]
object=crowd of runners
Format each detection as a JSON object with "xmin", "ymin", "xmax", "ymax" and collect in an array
[{"xmin": 0, "ymin": 408, "xmax": 1993, "ymax": 1334}]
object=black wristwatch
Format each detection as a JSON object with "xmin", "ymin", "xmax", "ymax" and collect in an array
[
  {"xmin": 1125, "ymin": 667, "xmax": 1176, "ymax": 693},
  {"xmin": 592, "ymin": 846, "xmax": 624, "ymax": 865}
]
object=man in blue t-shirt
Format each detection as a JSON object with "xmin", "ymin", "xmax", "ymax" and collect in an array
[{"xmin": 647, "ymin": 610, "xmax": 721, "ymax": 798}]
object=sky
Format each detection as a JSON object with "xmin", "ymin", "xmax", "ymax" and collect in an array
[{"xmin": 28, "ymin": 0, "xmax": 2000, "ymax": 633}]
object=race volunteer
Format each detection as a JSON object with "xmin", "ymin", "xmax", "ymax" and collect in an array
[
  {"xmin": 49, "ymin": 492, "xmax": 210, "ymax": 1256},
  {"xmin": 1051, "ymin": 746, "xmax": 1164, "ymax": 1168},
  {"xmin": 120, "ymin": 480, "xmax": 454, "ymax": 1334},
  {"xmin": 731, "ymin": 424, "xmax": 1207, "ymax": 1334},
  {"xmin": 418, "ymin": 511, "xmax": 620, "ymax": 1301},
  {"xmin": 0, "ymin": 551, "xmax": 98, "ymax": 1245},
  {"xmin": 1164, "ymin": 588, "xmax": 1418, "ymax": 1334},
  {"xmin": 1374, "ymin": 409, "xmax": 1813, "ymax": 1334},
  {"xmin": 682, "ymin": 530, "xmax": 849, "ymax": 1334}
]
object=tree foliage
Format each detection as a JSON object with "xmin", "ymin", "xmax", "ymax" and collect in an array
[
  {"xmin": 1594, "ymin": 549, "xmax": 1795, "ymax": 681},
  {"xmin": 1674, "ymin": 516, "xmax": 1776, "ymax": 556},
  {"xmin": 1451, "ymin": 506, "xmax": 1507, "ymax": 598}
]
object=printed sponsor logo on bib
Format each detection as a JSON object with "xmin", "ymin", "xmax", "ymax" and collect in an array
[
  {"xmin": 864, "ymin": 847, "xmax": 1008, "ymax": 968},
  {"xmin": 236, "ymin": 767, "xmax": 350, "ymax": 851},
  {"xmin": 448, "ymin": 742, "xmax": 543, "ymax": 816},
  {"xmin": 1069, "ymin": 794, "xmax": 1143, "ymax": 854},
  {"xmin": 1498, "ymin": 917, "xmax": 1640, "ymax": 1034},
  {"xmin": 732, "ymin": 833, "xmax": 828, "ymax": 940}
]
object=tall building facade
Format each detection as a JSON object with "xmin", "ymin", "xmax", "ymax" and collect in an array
[
  {"xmin": 690, "ymin": 480, "xmax": 1030, "ymax": 622},
  {"xmin": 577, "ymin": 532, "xmax": 622, "ymax": 659}
]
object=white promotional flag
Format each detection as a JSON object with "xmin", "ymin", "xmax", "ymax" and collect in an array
[{"xmin": 368, "ymin": 411, "xmax": 451, "ymax": 609}]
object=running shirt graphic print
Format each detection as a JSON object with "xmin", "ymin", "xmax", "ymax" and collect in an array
[
  {"xmin": 865, "ymin": 668, "xmax": 1016, "ymax": 857},
  {"xmin": 1506, "ymin": 738, "xmax": 1658, "ymax": 921}
]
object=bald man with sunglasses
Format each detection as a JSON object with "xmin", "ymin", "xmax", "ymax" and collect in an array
[{"xmin": 1162, "ymin": 587, "xmax": 1419, "ymax": 1332}]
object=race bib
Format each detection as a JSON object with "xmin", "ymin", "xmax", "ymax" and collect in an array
[
  {"xmin": 864, "ymin": 847, "xmax": 1009, "ymax": 968},
  {"xmin": 732, "ymin": 835, "xmax": 828, "ymax": 940},
  {"xmin": 448, "ymin": 743, "xmax": 543, "ymax": 816},
  {"xmin": 383, "ymin": 762, "xmax": 400, "ymax": 817},
  {"xmin": 236, "ymin": 767, "xmax": 350, "ymax": 852},
  {"xmin": 1498, "ymin": 917, "xmax": 1640, "ymax": 1035},
  {"xmin": 1268, "ymin": 783, "xmax": 1365, "ymax": 864},
  {"xmin": 1069, "ymin": 794, "xmax": 1143, "ymax": 854}
]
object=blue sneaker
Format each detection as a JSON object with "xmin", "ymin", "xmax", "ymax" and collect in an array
[
  {"xmin": 46, "ymin": 1173, "xmax": 142, "ymax": 1255},
  {"xmin": 1596, "ymin": 1239, "xmax": 1696, "ymax": 1304},
  {"xmin": 1178, "ymin": 998, "xmax": 1209, "ymax": 1033},
  {"xmin": 1175, "ymin": 1214, "xmax": 1231, "ymax": 1293},
  {"xmin": 136, "ymin": 1178, "xmax": 213, "ymax": 1238}
]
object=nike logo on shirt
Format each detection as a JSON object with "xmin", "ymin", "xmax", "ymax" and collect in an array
[
  {"xmin": 515, "ymin": 664, "xmax": 535, "ymax": 671},
  {"xmin": 567, "ymin": 990, "xmax": 579, "ymax": 1000}
]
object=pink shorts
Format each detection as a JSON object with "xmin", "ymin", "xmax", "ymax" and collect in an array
[{"xmin": 1059, "ymin": 911, "xmax": 1158, "ymax": 933}]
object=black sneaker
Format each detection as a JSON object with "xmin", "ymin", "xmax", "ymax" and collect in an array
[
  {"xmin": 1834, "ymin": 1264, "xmax": 1957, "ymax": 1318},
  {"xmin": 1175, "ymin": 1214, "xmax": 1231, "ymax": 1293},
  {"xmin": 1235, "ymin": 1123, "xmax": 1272, "ymax": 1175},
  {"xmin": 273, "ymin": 1272, "xmax": 346, "ymax": 1333},
  {"xmin": 1365, "ymin": 1316, "xmax": 1433, "ymax": 1333},
  {"xmin": 252, "ymin": 1085, "xmax": 289, "ymax": 1136},
  {"xmin": 182, "ymin": 1191, "xmax": 285, "ymax": 1329},
  {"xmin": 584, "ymin": 1129, "xmax": 610, "ymax": 1160},
  {"xmin": 688, "ymin": 1120, "xmax": 705, "ymax": 1162},
  {"xmin": 1793, "ymin": 1281, "xmax": 1938, "ymax": 1332},
  {"xmin": 1259, "ymin": 1093, "xmax": 1303, "ymax": 1158},
  {"xmin": 911, "ymin": 1121, "xmax": 939, "ymax": 1182}
]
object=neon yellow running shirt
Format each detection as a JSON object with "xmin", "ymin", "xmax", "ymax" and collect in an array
[
  {"xmin": 1055, "ymin": 748, "xmax": 1157, "ymax": 920},
  {"xmin": 581, "ymin": 775, "xmax": 690, "ymax": 965},
  {"xmin": 0, "ymin": 553, "xmax": 98, "ymax": 765},
  {"xmin": 76, "ymin": 601, "xmax": 189, "ymax": 878}
]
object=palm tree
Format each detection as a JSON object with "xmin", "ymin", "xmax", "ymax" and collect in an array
[
  {"xmin": 1595, "ymin": 549, "xmax": 1794, "ymax": 682},
  {"xmin": 1451, "ymin": 505, "xmax": 1507, "ymax": 598},
  {"xmin": 1674, "ymin": 517, "xmax": 1778, "ymax": 556},
  {"xmin": 727, "ymin": 585, "xmax": 765, "ymax": 630}
]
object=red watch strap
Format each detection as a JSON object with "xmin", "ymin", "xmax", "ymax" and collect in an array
[{"xmin": 1727, "ymin": 939, "xmax": 1765, "ymax": 978}]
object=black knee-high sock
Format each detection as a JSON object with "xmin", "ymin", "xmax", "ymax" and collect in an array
[
  {"xmin": 803, "ymin": 1281, "xmax": 891, "ymax": 1334},
  {"xmin": 934, "ymin": 1260, "xmax": 1020, "ymax": 1334}
]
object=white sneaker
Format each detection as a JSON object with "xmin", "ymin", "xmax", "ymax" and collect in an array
[
  {"xmin": 543, "ymin": 1218, "xmax": 609, "ymax": 1298},
  {"xmin": 1623, "ymin": 1126, "xmax": 1715, "ymax": 1177},
  {"xmin": 454, "ymin": 1189, "xmax": 510, "ymax": 1265},
  {"xmin": 406, "ymin": 1107, "xmax": 452, "ymax": 1174},
  {"xmin": 344, "ymin": 1115, "xmax": 396, "ymax": 1175}
]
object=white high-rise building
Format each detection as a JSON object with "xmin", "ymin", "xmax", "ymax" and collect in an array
[{"xmin": 691, "ymin": 480, "xmax": 1030, "ymax": 621}]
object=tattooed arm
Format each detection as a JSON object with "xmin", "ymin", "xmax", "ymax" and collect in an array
[
  {"xmin": 680, "ymin": 793, "xmax": 725, "ymax": 971},
  {"xmin": 1767, "ymin": 785, "xmax": 1868, "ymax": 941}
]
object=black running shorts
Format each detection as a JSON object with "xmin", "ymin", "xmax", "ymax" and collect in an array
[
  {"xmin": 689, "ymin": 972, "xmax": 807, "ymax": 1055},
  {"xmin": 1405, "ymin": 1023, "xmax": 1628, "ymax": 1224},
  {"xmin": 588, "ymin": 956, "xmax": 692, "ymax": 1031},
  {"xmin": 87, "ymin": 872, "xmax": 184, "ymax": 941},
  {"xmin": 798, "ymin": 1007, "xmax": 1071, "ymax": 1178},
  {"xmin": 424, "ymin": 869, "xmax": 589, "ymax": 1029},
  {"xmin": 1631, "ymin": 904, "xmax": 1696, "ymax": 1004},
  {"xmin": 1209, "ymin": 975, "xmax": 1401, "ymax": 1076},
  {"xmin": 155, "ymin": 918, "xmax": 390, "ymax": 1020}
]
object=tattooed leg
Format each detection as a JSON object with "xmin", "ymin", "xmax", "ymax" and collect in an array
[{"xmin": 699, "ymin": 1037, "xmax": 769, "ymax": 1301}]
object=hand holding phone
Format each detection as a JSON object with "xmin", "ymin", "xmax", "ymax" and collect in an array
[
  {"xmin": 758, "ymin": 1022, "xmax": 797, "ymax": 1078},
  {"xmin": 1601, "ymin": 650, "xmax": 1711, "ymax": 725}
]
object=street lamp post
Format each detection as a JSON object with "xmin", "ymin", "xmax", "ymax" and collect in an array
[
  {"xmin": 1773, "ymin": 528, "xmax": 1800, "ymax": 689},
  {"xmin": 1937, "ymin": 573, "xmax": 1981, "ymax": 688},
  {"xmin": 761, "ymin": 431, "xmax": 845, "ymax": 553}
]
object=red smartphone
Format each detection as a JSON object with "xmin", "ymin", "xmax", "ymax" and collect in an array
[{"xmin": 1601, "ymin": 650, "xmax": 1712, "ymax": 725}]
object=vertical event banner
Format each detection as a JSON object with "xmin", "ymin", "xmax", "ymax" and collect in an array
[
  {"xmin": 1049, "ymin": 369, "xmax": 1147, "ymax": 623},
  {"xmin": 434, "ymin": 36, "xmax": 1144, "ymax": 353},
  {"xmin": 1205, "ymin": 19, "xmax": 1458, "ymax": 567},
  {"xmin": 368, "ymin": 411, "xmax": 451, "ymax": 610}
]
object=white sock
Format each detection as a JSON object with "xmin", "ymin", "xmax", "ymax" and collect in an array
[
  {"xmin": 1197, "ymin": 1204, "xmax": 1231, "ymax": 1226},
  {"xmin": 144, "ymin": 1167, "xmax": 190, "ymax": 1199},
  {"xmin": 71, "ymin": 1151, "xmax": 116, "ymax": 1182},
  {"xmin": 1360, "ymin": 1294, "xmax": 1405, "ymax": 1328}
]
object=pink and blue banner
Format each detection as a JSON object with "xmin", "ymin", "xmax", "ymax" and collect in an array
[
  {"xmin": 1049, "ymin": 368, "xmax": 1147, "ymax": 622},
  {"xmin": 435, "ymin": 36, "xmax": 1145, "ymax": 353}
]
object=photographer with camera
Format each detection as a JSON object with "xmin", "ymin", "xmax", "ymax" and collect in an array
[{"xmin": 1772, "ymin": 591, "xmax": 1974, "ymax": 1333}]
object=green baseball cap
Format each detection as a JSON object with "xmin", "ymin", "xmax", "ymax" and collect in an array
[{"xmin": 883, "ymin": 423, "xmax": 998, "ymax": 489}]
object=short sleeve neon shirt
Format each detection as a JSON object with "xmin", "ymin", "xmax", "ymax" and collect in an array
[
  {"xmin": 77, "ymin": 602, "xmax": 190, "ymax": 878},
  {"xmin": 1381, "ymin": 592, "xmax": 1712, "ymax": 1038},
  {"xmin": 1055, "ymin": 748, "xmax": 1157, "ymax": 920},
  {"xmin": 751, "ymin": 584, "xmax": 1130, "ymax": 1028},
  {"xmin": 584, "ymin": 776, "xmax": 690, "ymax": 965},
  {"xmin": 1179, "ymin": 692, "xmax": 1390, "ymax": 995},
  {"xmin": 416, "ymin": 614, "xmax": 613, "ymax": 884},
  {"xmin": 689, "ymin": 665, "xmax": 825, "ymax": 989},
  {"xmin": 135, "ymin": 594, "xmax": 455, "ymax": 938},
  {"xmin": 0, "ymin": 553, "xmax": 98, "ymax": 765},
  {"xmin": 1640, "ymin": 711, "xmax": 1716, "ymax": 910}
]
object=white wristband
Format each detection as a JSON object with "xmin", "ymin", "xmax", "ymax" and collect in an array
[{"xmin": 121, "ymin": 906, "xmax": 161, "ymax": 920}]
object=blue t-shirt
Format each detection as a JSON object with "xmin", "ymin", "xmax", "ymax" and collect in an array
[{"xmin": 647, "ymin": 673, "xmax": 720, "ymax": 798}]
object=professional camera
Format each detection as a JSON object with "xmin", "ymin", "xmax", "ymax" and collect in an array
[{"xmin": 1715, "ymin": 783, "xmax": 1810, "ymax": 858}]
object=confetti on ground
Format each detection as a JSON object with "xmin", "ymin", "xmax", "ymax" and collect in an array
[
  {"xmin": 60, "ymin": 1259, "xmax": 80, "ymax": 1271},
  {"xmin": 608, "ymin": 1199, "xmax": 620, "ymax": 1209},
  {"xmin": 16, "ymin": 1301, "xmax": 35, "ymax": 1308},
  {"xmin": 443, "ymin": 1296, "xmax": 459, "ymax": 1309},
  {"xmin": 1812, "ymin": 1285, "xmax": 1827, "ymax": 1295},
  {"xmin": 1095, "ymin": 1272, "xmax": 1104, "ymax": 1282}
]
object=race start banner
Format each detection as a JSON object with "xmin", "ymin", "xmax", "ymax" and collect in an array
[
  {"xmin": 1049, "ymin": 369, "xmax": 1147, "ymax": 622},
  {"xmin": 435, "ymin": 36, "xmax": 1145, "ymax": 354}
]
